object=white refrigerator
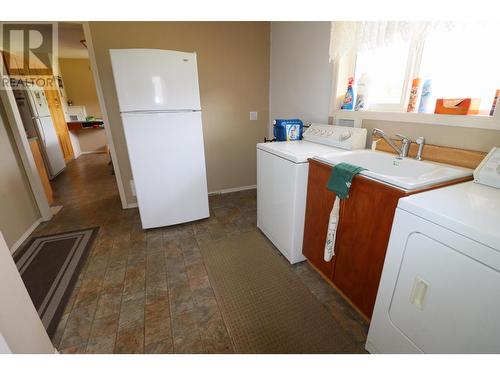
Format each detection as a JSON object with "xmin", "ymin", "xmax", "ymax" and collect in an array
[
  {"xmin": 110, "ymin": 49, "xmax": 210, "ymax": 229},
  {"xmin": 15, "ymin": 85, "xmax": 66, "ymax": 179}
]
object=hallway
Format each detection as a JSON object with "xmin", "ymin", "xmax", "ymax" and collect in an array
[{"xmin": 25, "ymin": 154, "xmax": 367, "ymax": 353}]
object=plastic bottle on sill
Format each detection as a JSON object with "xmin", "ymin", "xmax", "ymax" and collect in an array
[
  {"xmin": 418, "ymin": 79, "xmax": 432, "ymax": 113},
  {"xmin": 490, "ymin": 89, "xmax": 500, "ymax": 116},
  {"xmin": 355, "ymin": 73, "xmax": 370, "ymax": 111},
  {"xmin": 407, "ymin": 77, "xmax": 422, "ymax": 113},
  {"xmin": 341, "ymin": 77, "xmax": 355, "ymax": 111}
]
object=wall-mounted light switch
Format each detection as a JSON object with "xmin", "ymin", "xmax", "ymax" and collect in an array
[{"xmin": 249, "ymin": 111, "xmax": 258, "ymax": 121}]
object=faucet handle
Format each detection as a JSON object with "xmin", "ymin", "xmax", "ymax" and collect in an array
[
  {"xmin": 395, "ymin": 133, "xmax": 412, "ymax": 144},
  {"xmin": 415, "ymin": 136, "xmax": 425, "ymax": 161}
]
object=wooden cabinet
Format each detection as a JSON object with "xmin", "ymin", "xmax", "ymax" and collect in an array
[
  {"xmin": 44, "ymin": 88, "xmax": 74, "ymax": 162},
  {"xmin": 302, "ymin": 160, "xmax": 337, "ymax": 278},
  {"xmin": 302, "ymin": 159, "xmax": 472, "ymax": 320},
  {"xmin": 29, "ymin": 138, "xmax": 53, "ymax": 205},
  {"xmin": 333, "ymin": 176, "xmax": 406, "ymax": 318}
]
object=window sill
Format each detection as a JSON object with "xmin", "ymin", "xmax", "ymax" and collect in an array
[{"xmin": 332, "ymin": 109, "xmax": 500, "ymax": 131}]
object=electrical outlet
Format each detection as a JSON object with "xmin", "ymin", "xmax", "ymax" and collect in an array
[
  {"xmin": 249, "ymin": 111, "xmax": 258, "ymax": 121},
  {"xmin": 130, "ymin": 180, "xmax": 136, "ymax": 196}
]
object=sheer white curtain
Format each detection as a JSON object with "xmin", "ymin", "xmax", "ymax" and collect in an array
[
  {"xmin": 328, "ymin": 21, "xmax": 466, "ymax": 61},
  {"xmin": 329, "ymin": 21, "xmax": 433, "ymax": 62}
]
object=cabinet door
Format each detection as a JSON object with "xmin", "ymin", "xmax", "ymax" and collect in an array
[
  {"xmin": 29, "ymin": 140, "xmax": 53, "ymax": 204},
  {"xmin": 332, "ymin": 176, "xmax": 405, "ymax": 319},
  {"xmin": 302, "ymin": 160, "xmax": 336, "ymax": 278}
]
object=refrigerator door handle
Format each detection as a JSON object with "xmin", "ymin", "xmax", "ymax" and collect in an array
[{"xmin": 121, "ymin": 109, "xmax": 201, "ymax": 115}]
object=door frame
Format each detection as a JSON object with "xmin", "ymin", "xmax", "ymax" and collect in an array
[
  {"xmin": 0, "ymin": 60, "xmax": 52, "ymax": 222},
  {"xmin": 82, "ymin": 22, "xmax": 128, "ymax": 209},
  {"xmin": 1, "ymin": 22, "xmax": 129, "ymax": 221}
]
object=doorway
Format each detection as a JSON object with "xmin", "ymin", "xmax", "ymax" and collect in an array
[{"xmin": 4, "ymin": 22, "xmax": 119, "ymax": 216}]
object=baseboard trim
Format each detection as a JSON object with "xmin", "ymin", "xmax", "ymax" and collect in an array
[
  {"xmin": 9, "ymin": 218, "xmax": 42, "ymax": 254},
  {"xmin": 208, "ymin": 184, "xmax": 256, "ymax": 196},
  {"xmin": 80, "ymin": 150, "xmax": 108, "ymax": 155},
  {"xmin": 124, "ymin": 184, "xmax": 256, "ymax": 209}
]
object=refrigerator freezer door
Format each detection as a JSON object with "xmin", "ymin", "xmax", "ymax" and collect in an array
[
  {"xmin": 37, "ymin": 117, "xmax": 66, "ymax": 178},
  {"xmin": 110, "ymin": 49, "xmax": 202, "ymax": 112},
  {"xmin": 122, "ymin": 111, "xmax": 209, "ymax": 229}
]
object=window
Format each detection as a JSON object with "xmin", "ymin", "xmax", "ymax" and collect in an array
[
  {"xmin": 354, "ymin": 38, "xmax": 411, "ymax": 110},
  {"xmin": 334, "ymin": 22, "xmax": 500, "ymax": 118},
  {"xmin": 418, "ymin": 22, "xmax": 500, "ymax": 115}
]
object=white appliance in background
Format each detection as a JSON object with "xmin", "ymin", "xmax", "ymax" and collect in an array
[
  {"xmin": 473, "ymin": 147, "xmax": 500, "ymax": 189},
  {"xmin": 66, "ymin": 105, "xmax": 87, "ymax": 122},
  {"xmin": 257, "ymin": 124, "xmax": 367, "ymax": 264},
  {"xmin": 367, "ymin": 156, "xmax": 500, "ymax": 353},
  {"xmin": 110, "ymin": 49, "xmax": 209, "ymax": 229},
  {"xmin": 15, "ymin": 84, "xmax": 66, "ymax": 179}
]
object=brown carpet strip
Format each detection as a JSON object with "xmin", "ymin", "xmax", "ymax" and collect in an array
[
  {"xmin": 13, "ymin": 227, "xmax": 99, "ymax": 337},
  {"xmin": 200, "ymin": 231, "xmax": 363, "ymax": 354}
]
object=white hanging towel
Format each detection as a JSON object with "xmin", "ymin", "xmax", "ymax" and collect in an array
[{"xmin": 324, "ymin": 196, "xmax": 340, "ymax": 262}]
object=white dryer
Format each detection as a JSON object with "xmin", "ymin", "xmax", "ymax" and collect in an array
[
  {"xmin": 367, "ymin": 181, "xmax": 500, "ymax": 354},
  {"xmin": 256, "ymin": 124, "xmax": 367, "ymax": 264}
]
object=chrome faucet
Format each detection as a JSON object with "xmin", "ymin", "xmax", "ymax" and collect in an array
[{"xmin": 372, "ymin": 128, "xmax": 412, "ymax": 159}]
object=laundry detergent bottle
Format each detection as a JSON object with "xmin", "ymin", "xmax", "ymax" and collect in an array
[{"xmin": 341, "ymin": 77, "xmax": 355, "ymax": 110}]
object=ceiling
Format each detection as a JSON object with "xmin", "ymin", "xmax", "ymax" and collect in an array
[{"xmin": 58, "ymin": 22, "xmax": 88, "ymax": 59}]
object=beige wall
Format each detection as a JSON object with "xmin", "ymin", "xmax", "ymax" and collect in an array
[
  {"xmin": 361, "ymin": 119, "xmax": 500, "ymax": 152},
  {"xmin": 270, "ymin": 22, "xmax": 332, "ymax": 136},
  {"xmin": 59, "ymin": 58, "xmax": 107, "ymax": 153},
  {"xmin": 59, "ymin": 58, "xmax": 102, "ymax": 118},
  {"xmin": 0, "ymin": 102, "xmax": 40, "ymax": 249},
  {"xmin": 88, "ymin": 22, "xmax": 270, "ymax": 205},
  {"xmin": 73, "ymin": 129, "xmax": 108, "ymax": 153}
]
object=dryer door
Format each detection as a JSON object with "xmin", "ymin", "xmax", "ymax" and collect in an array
[{"xmin": 388, "ymin": 232, "xmax": 500, "ymax": 353}]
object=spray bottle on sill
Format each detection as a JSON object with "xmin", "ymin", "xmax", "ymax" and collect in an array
[
  {"xmin": 341, "ymin": 77, "xmax": 355, "ymax": 110},
  {"xmin": 418, "ymin": 79, "xmax": 432, "ymax": 113},
  {"xmin": 355, "ymin": 73, "xmax": 370, "ymax": 111},
  {"xmin": 407, "ymin": 77, "xmax": 422, "ymax": 113},
  {"xmin": 490, "ymin": 89, "xmax": 500, "ymax": 116}
]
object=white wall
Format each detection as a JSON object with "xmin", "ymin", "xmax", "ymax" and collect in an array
[
  {"xmin": 0, "ymin": 232, "xmax": 54, "ymax": 353},
  {"xmin": 269, "ymin": 21, "xmax": 332, "ymax": 136}
]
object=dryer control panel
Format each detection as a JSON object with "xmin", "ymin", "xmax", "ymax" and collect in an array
[{"xmin": 474, "ymin": 147, "xmax": 500, "ymax": 189}]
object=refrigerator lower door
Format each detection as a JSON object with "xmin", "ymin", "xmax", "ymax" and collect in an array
[
  {"xmin": 37, "ymin": 116, "xmax": 66, "ymax": 179},
  {"xmin": 122, "ymin": 111, "xmax": 209, "ymax": 229}
]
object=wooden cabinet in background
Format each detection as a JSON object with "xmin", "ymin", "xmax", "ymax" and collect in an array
[
  {"xmin": 302, "ymin": 159, "xmax": 472, "ymax": 320},
  {"xmin": 29, "ymin": 138, "xmax": 53, "ymax": 205},
  {"xmin": 44, "ymin": 88, "xmax": 74, "ymax": 163}
]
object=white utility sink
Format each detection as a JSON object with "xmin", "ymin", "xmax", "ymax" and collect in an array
[{"xmin": 314, "ymin": 149, "xmax": 473, "ymax": 190}]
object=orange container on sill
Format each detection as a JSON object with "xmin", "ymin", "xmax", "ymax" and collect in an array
[{"xmin": 434, "ymin": 98, "xmax": 481, "ymax": 115}]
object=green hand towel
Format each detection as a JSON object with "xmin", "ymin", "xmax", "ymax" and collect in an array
[{"xmin": 326, "ymin": 162, "xmax": 366, "ymax": 199}]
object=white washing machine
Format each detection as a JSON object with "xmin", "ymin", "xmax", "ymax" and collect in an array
[
  {"xmin": 367, "ymin": 181, "xmax": 500, "ymax": 354},
  {"xmin": 256, "ymin": 124, "xmax": 367, "ymax": 264}
]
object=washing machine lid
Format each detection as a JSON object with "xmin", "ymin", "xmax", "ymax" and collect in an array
[
  {"xmin": 256, "ymin": 141, "xmax": 347, "ymax": 163},
  {"xmin": 398, "ymin": 181, "xmax": 500, "ymax": 250}
]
